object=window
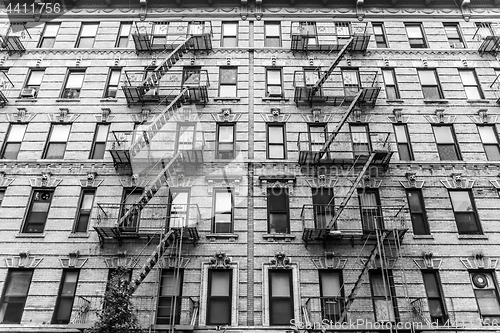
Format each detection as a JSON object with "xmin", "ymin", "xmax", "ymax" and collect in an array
[
  {"xmin": 370, "ymin": 270, "xmax": 397, "ymax": 322},
  {"xmin": 319, "ymin": 270, "xmax": 344, "ymax": 322},
  {"xmin": 73, "ymin": 189, "xmax": 95, "ymax": 233},
  {"xmin": 266, "ymin": 68, "xmax": 283, "ymax": 97},
  {"xmin": 449, "ymin": 190, "xmax": 481, "ymax": 234},
  {"xmin": 151, "ymin": 22, "xmax": 169, "ymax": 45},
  {"xmin": 406, "ymin": 189, "xmax": 430, "ymax": 235},
  {"xmin": 157, "ymin": 269, "xmax": 183, "ymax": 325},
  {"xmin": 478, "ymin": 125, "xmax": 500, "ymax": 161},
  {"xmin": 265, "ymin": 22, "xmax": 281, "ymax": 47},
  {"xmin": 212, "ymin": 189, "xmax": 233, "ymax": 233},
  {"xmin": 475, "ymin": 22, "xmax": 494, "ymax": 38},
  {"xmin": 443, "ymin": 23, "xmax": 465, "ymax": 48},
  {"xmin": 176, "ymin": 123, "xmax": 196, "ymax": 150},
  {"xmin": 115, "ymin": 22, "xmax": 131, "ymax": 47},
  {"xmin": 393, "ymin": 124, "xmax": 413, "ymax": 160},
  {"xmin": 107, "ymin": 268, "xmax": 132, "ymax": 289},
  {"xmin": 0, "ymin": 188, "xmax": 5, "ymax": 206},
  {"xmin": 221, "ymin": 22, "xmax": 238, "ymax": 47},
  {"xmin": 52, "ymin": 270, "xmax": 79, "ymax": 324},
  {"xmin": 269, "ymin": 270, "xmax": 293, "ymax": 325},
  {"xmin": 267, "ymin": 187, "xmax": 289, "ymax": 233},
  {"xmin": 90, "ymin": 123, "xmax": 110, "ymax": 159},
  {"xmin": 267, "ymin": 124, "xmax": 286, "ymax": 159},
  {"xmin": 219, "ymin": 67, "xmax": 237, "ymax": 97},
  {"xmin": 207, "ymin": 269, "xmax": 232, "ymax": 325},
  {"xmin": 21, "ymin": 69, "xmax": 44, "ymax": 98},
  {"xmin": 405, "ymin": 23, "xmax": 427, "ymax": 48},
  {"xmin": 382, "ymin": 69, "xmax": 400, "ymax": 100},
  {"xmin": 22, "ymin": 189, "xmax": 53, "ymax": 233},
  {"xmin": 182, "ymin": 66, "xmax": 201, "ymax": 87},
  {"xmin": 299, "ymin": 22, "xmax": 317, "ymax": 46},
  {"xmin": 1, "ymin": 123, "xmax": 27, "ymax": 159},
  {"xmin": 470, "ymin": 271, "xmax": 500, "ymax": 322},
  {"xmin": 167, "ymin": 189, "xmax": 190, "ymax": 228},
  {"xmin": 358, "ymin": 189, "xmax": 383, "ymax": 232},
  {"xmin": 350, "ymin": 124, "xmax": 371, "ymax": 157},
  {"xmin": 418, "ymin": 69, "xmax": 443, "ymax": 99},
  {"xmin": 104, "ymin": 68, "xmax": 121, "ymax": 98},
  {"xmin": 38, "ymin": 23, "xmax": 59, "ymax": 48},
  {"xmin": 342, "ymin": 69, "xmax": 360, "ymax": 96},
  {"xmin": 312, "ymin": 187, "xmax": 334, "ymax": 229},
  {"xmin": 120, "ymin": 188, "xmax": 143, "ymax": 230},
  {"xmin": 422, "ymin": 271, "xmax": 447, "ymax": 324},
  {"xmin": 43, "ymin": 124, "xmax": 71, "ymax": 159},
  {"xmin": 459, "ymin": 69, "xmax": 483, "ymax": 100},
  {"xmin": 335, "ymin": 22, "xmax": 351, "ymax": 43},
  {"xmin": 372, "ymin": 23, "xmax": 388, "ymax": 48},
  {"xmin": 61, "ymin": 69, "xmax": 85, "ymax": 99},
  {"xmin": 432, "ymin": 125, "xmax": 461, "ymax": 160},
  {"xmin": 216, "ymin": 123, "xmax": 235, "ymax": 159},
  {"xmin": 308, "ymin": 124, "xmax": 327, "ymax": 154},
  {"xmin": 0, "ymin": 269, "xmax": 33, "ymax": 323},
  {"xmin": 76, "ymin": 23, "xmax": 98, "ymax": 48}
]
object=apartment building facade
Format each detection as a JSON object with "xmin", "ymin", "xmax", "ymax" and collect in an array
[{"xmin": 0, "ymin": 0, "xmax": 500, "ymax": 332}]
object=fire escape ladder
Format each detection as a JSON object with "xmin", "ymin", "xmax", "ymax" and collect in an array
[
  {"xmin": 309, "ymin": 37, "xmax": 354, "ymax": 100},
  {"xmin": 325, "ymin": 152, "xmax": 376, "ymax": 230},
  {"xmin": 140, "ymin": 38, "xmax": 193, "ymax": 94},
  {"xmin": 128, "ymin": 229, "xmax": 179, "ymax": 294},
  {"xmin": 338, "ymin": 229, "xmax": 389, "ymax": 323}
]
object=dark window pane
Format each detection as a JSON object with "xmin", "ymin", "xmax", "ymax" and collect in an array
[
  {"xmin": 475, "ymin": 289, "xmax": 500, "ymax": 315},
  {"xmin": 91, "ymin": 143, "xmax": 106, "ymax": 159},
  {"xmin": 1, "ymin": 302, "xmax": 25, "ymax": 323},
  {"xmin": 422, "ymin": 86, "xmax": 441, "ymax": 99},
  {"xmin": 428, "ymin": 299, "xmax": 444, "ymax": 316},
  {"xmin": 45, "ymin": 143, "xmax": 66, "ymax": 159},
  {"xmin": 437, "ymin": 145, "xmax": 459, "ymax": 160},
  {"xmin": 40, "ymin": 38, "xmax": 55, "ymax": 48},
  {"xmin": 270, "ymin": 270, "xmax": 293, "ymax": 325},
  {"xmin": 398, "ymin": 143, "xmax": 411, "ymax": 160},
  {"xmin": 53, "ymin": 297, "xmax": 73, "ymax": 323},
  {"xmin": 423, "ymin": 273, "xmax": 440, "ymax": 297},
  {"xmin": 270, "ymin": 299, "xmax": 293, "ymax": 324},
  {"xmin": 208, "ymin": 298, "xmax": 231, "ymax": 324},
  {"xmin": 75, "ymin": 214, "xmax": 90, "ymax": 233},
  {"xmin": 407, "ymin": 191, "xmax": 423, "ymax": 212},
  {"xmin": 269, "ymin": 213, "xmax": 288, "ymax": 233},
  {"xmin": 2, "ymin": 143, "xmax": 21, "ymax": 159},
  {"xmin": 455, "ymin": 212, "xmax": 480, "ymax": 233},
  {"xmin": 268, "ymin": 189, "xmax": 287, "ymax": 210},
  {"xmin": 484, "ymin": 144, "xmax": 500, "ymax": 161}
]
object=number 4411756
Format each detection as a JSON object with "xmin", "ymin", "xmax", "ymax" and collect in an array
[{"xmin": 5, "ymin": 2, "xmax": 61, "ymax": 14}]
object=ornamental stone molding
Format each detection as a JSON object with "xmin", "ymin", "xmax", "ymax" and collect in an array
[
  {"xmin": 6, "ymin": 108, "xmax": 35, "ymax": 123},
  {"xmin": 269, "ymin": 251, "xmax": 291, "ymax": 269},
  {"xmin": 301, "ymin": 108, "xmax": 334, "ymax": 123},
  {"xmin": 206, "ymin": 174, "xmax": 242, "ymax": 195},
  {"xmin": 348, "ymin": 110, "xmax": 371, "ymax": 123},
  {"xmin": 399, "ymin": 172, "xmax": 425, "ymax": 189},
  {"xmin": 60, "ymin": 251, "xmax": 88, "ymax": 269},
  {"xmin": 120, "ymin": 175, "xmax": 149, "ymax": 188},
  {"xmin": 166, "ymin": 176, "xmax": 196, "ymax": 188},
  {"xmin": 104, "ymin": 252, "xmax": 133, "ymax": 269},
  {"xmin": 469, "ymin": 109, "xmax": 498, "ymax": 124},
  {"xmin": 79, "ymin": 172, "xmax": 104, "ymax": 188},
  {"xmin": 424, "ymin": 109, "xmax": 456, "ymax": 124},
  {"xmin": 171, "ymin": 108, "xmax": 201, "ymax": 123},
  {"xmin": 130, "ymin": 109, "xmax": 153, "ymax": 123},
  {"xmin": 29, "ymin": 172, "xmax": 62, "ymax": 187},
  {"xmin": 259, "ymin": 175, "xmax": 296, "ymax": 195},
  {"xmin": 47, "ymin": 108, "xmax": 79, "ymax": 123},
  {"xmin": 361, "ymin": 256, "xmax": 397, "ymax": 270},
  {"xmin": 260, "ymin": 109, "xmax": 291, "ymax": 123},
  {"xmin": 0, "ymin": 172, "xmax": 14, "ymax": 187},
  {"xmin": 460, "ymin": 253, "xmax": 498, "ymax": 270},
  {"xmin": 209, "ymin": 251, "xmax": 232, "ymax": 269},
  {"xmin": 306, "ymin": 176, "xmax": 338, "ymax": 188},
  {"xmin": 312, "ymin": 252, "xmax": 348, "ymax": 269},
  {"xmin": 94, "ymin": 108, "xmax": 115, "ymax": 123},
  {"xmin": 5, "ymin": 252, "xmax": 42, "ymax": 268},
  {"xmin": 441, "ymin": 173, "xmax": 474, "ymax": 189},
  {"xmin": 212, "ymin": 108, "xmax": 241, "ymax": 123},
  {"xmin": 387, "ymin": 108, "xmax": 410, "ymax": 123},
  {"xmin": 358, "ymin": 174, "xmax": 382, "ymax": 188},
  {"xmin": 414, "ymin": 252, "xmax": 442, "ymax": 270},
  {"xmin": 160, "ymin": 255, "xmax": 190, "ymax": 269}
]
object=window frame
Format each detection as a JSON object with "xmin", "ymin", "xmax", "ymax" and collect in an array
[
  {"xmin": 60, "ymin": 68, "xmax": 86, "ymax": 99},
  {"xmin": 120, "ymin": 187, "xmax": 144, "ymax": 230},
  {"xmin": 75, "ymin": 22, "xmax": 98, "ymax": 48},
  {"xmin": 393, "ymin": 123, "xmax": 413, "ymax": 160},
  {"xmin": 38, "ymin": 22, "xmax": 60, "ymax": 48},
  {"xmin": 103, "ymin": 68, "xmax": 122, "ymax": 98},
  {"xmin": 470, "ymin": 271, "xmax": 500, "ymax": 321},
  {"xmin": 406, "ymin": 188, "xmax": 430, "ymax": 235},
  {"xmin": 432, "ymin": 125, "xmax": 462, "ymax": 161},
  {"xmin": 218, "ymin": 66, "xmax": 238, "ymax": 97},
  {"xmin": 264, "ymin": 22, "xmax": 282, "ymax": 47},
  {"xmin": 216, "ymin": 123, "xmax": 235, "ymax": 159},
  {"xmin": 318, "ymin": 269, "xmax": 344, "ymax": 323},
  {"xmin": 418, "ymin": 69, "xmax": 444, "ymax": 100},
  {"xmin": 207, "ymin": 269, "xmax": 233, "ymax": 325},
  {"xmin": 265, "ymin": 67, "xmax": 283, "ymax": 97},
  {"xmin": 349, "ymin": 123, "xmax": 372, "ymax": 157},
  {"xmin": 448, "ymin": 189, "xmax": 482, "ymax": 235},
  {"xmin": 269, "ymin": 269, "xmax": 294, "ymax": 325},
  {"xmin": 157, "ymin": 268, "xmax": 183, "ymax": 325},
  {"xmin": 73, "ymin": 188, "xmax": 96, "ymax": 233},
  {"xmin": 422, "ymin": 270, "xmax": 448, "ymax": 325},
  {"xmin": 20, "ymin": 68, "xmax": 45, "ymax": 98},
  {"xmin": 115, "ymin": 22, "xmax": 132, "ymax": 48},
  {"xmin": 358, "ymin": 188, "xmax": 383, "ymax": 232},
  {"xmin": 0, "ymin": 187, "xmax": 5, "ymax": 206},
  {"xmin": 405, "ymin": 23, "xmax": 428, "ymax": 48},
  {"xmin": 372, "ymin": 22, "xmax": 388, "ymax": 48},
  {"xmin": 221, "ymin": 22, "xmax": 238, "ymax": 47},
  {"xmin": 0, "ymin": 269, "xmax": 34, "ymax": 324},
  {"xmin": 21, "ymin": 188, "xmax": 54, "ymax": 234},
  {"xmin": 478, "ymin": 125, "xmax": 500, "ymax": 161},
  {"xmin": 167, "ymin": 188, "xmax": 191, "ymax": 229},
  {"xmin": 311, "ymin": 187, "xmax": 334, "ymax": 229},
  {"xmin": 369, "ymin": 270, "xmax": 398, "ymax": 322},
  {"xmin": 1, "ymin": 123, "xmax": 27, "ymax": 159},
  {"xmin": 382, "ymin": 68, "xmax": 400, "ymax": 100},
  {"xmin": 266, "ymin": 123, "xmax": 286, "ymax": 160},
  {"xmin": 42, "ymin": 123, "xmax": 71, "ymax": 159},
  {"xmin": 212, "ymin": 188, "xmax": 234, "ymax": 233},
  {"xmin": 443, "ymin": 22, "xmax": 465, "ymax": 48},
  {"xmin": 52, "ymin": 269, "xmax": 80, "ymax": 324},
  {"xmin": 267, "ymin": 187, "xmax": 290, "ymax": 234},
  {"xmin": 89, "ymin": 123, "xmax": 110, "ymax": 159},
  {"xmin": 459, "ymin": 69, "xmax": 484, "ymax": 100}
]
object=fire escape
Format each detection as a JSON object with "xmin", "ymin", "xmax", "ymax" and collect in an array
[
  {"xmin": 294, "ymin": 21, "xmax": 408, "ymax": 325},
  {"xmin": 0, "ymin": 22, "xmax": 29, "ymax": 55},
  {"xmin": 473, "ymin": 22, "xmax": 500, "ymax": 53}
]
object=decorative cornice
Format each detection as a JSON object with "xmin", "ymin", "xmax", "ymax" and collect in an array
[
  {"xmin": 414, "ymin": 252, "xmax": 442, "ymax": 270},
  {"xmin": 387, "ymin": 108, "xmax": 409, "ymax": 123},
  {"xmin": 130, "ymin": 109, "xmax": 153, "ymax": 124},
  {"xmin": 171, "ymin": 107, "xmax": 201, "ymax": 123},
  {"xmin": 29, "ymin": 172, "xmax": 62, "ymax": 187},
  {"xmin": 301, "ymin": 109, "xmax": 333, "ymax": 123},
  {"xmin": 469, "ymin": 109, "xmax": 497, "ymax": 124},
  {"xmin": 94, "ymin": 108, "xmax": 115, "ymax": 123},
  {"xmin": 460, "ymin": 254, "xmax": 498, "ymax": 270},
  {"xmin": 6, "ymin": 108, "xmax": 35, "ymax": 123},
  {"xmin": 259, "ymin": 175, "xmax": 296, "ymax": 195},
  {"xmin": 312, "ymin": 252, "xmax": 347, "ymax": 269},
  {"xmin": 399, "ymin": 172, "xmax": 425, "ymax": 189},
  {"xmin": 47, "ymin": 108, "xmax": 79, "ymax": 123},
  {"xmin": 206, "ymin": 174, "xmax": 242, "ymax": 195},
  {"xmin": 441, "ymin": 173, "xmax": 474, "ymax": 189},
  {"xmin": 5, "ymin": 252, "xmax": 43, "ymax": 268},
  {"xmin": 60, "ymin": 251, "xmax": 88, "ymax": 269},
  {"xmin": 306, "ymin": 176, "xmax": 338, "ymax": 188},
  {"xmin": 269, "ymin": 251, "xmax": 291, "ymax": 269},
  {"xmin": 348, "ymin": 110, "xmax": 371, "ymax": 123},
  {"xmin": 160, "ymin": 255, "xmax": 190, "ymax": 269},
  {"xmin": 361, "ymin": 255, "xmax": 397, "ymax": 269},
  {"xmin": 209, "ymin": 251, "xmax": 232, "ymax": 269},
  {"xmin": 358, "ymin": 175, "xmax": 382, "ymax": 188},
  {"xmin": 166, "ymin": 176, "xmax": 196, "ymax": 188},
  {"xmin": 424, "ymin": 109, "xmax": 456, "ymax": 124},
  {"xmin": 0, "ymin": 172, "xmax": 14, "ymax": 187},
  {"xmin": 104, "ymin": 252, "xmax": 133, "ymax": 269},
  {"xmin": 79, "ymin": 172, "xmax": 104, "ymax": 188},
  {"xmin": 120, "ymin": 175, "xmax": 148, "ymax": 188},
  {"xmin": 260, "ymin": 110, "xmax": 291, "ymax": 123},
  {"xmin": 212, "ymin": 108, "xmax": 241, "ymax": 123}
]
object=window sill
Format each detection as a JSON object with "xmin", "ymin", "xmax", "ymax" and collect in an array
[
  {"xmin": 214, "ymin": 97, "xmax": 240, "ymax": 102},
  {"xmin": 68, "ymin": 233, "xmax": 90, "ymax": 238},
  {"xmin": 100, "ymin": 98, "xmax": 118, "ymax": 103},
  {"xmin": 458, "ymin": 234, "xmax": 488, "ymax": 240},
  {"xmin": 412, "ymin": 235, "xmax": 434, "ymax": 239},
  {"xmin": 423, "ymin": 99, "xmax": 449, "ymax": 104},
  {"xmin": 263, "ymin": 233, "xmax": 296, "ymax": 241},
  {"xmin": 262, "ymin": 97, "xmax": 290, "ymax": 102},
  {"xmin": 15, "ymin": 98, "xmax": 38, "ymax": 103},
  {"xmin": 206, "ymin": 233, "xmax": 239, "ymax": 241},
  {"xmin": 56, "ymin": 98, "xmax": 80, "ymax": 102},
  {"xmin": 386, "ymin": 99, "xmax": 404, "ymax": 103},
  {"xmin": 466, "ymin": 99, "xmax": 490, "ymax": 104},
  {"xmin": 16, "ymin": 233, "xmax": 45, "ymax": 238}
]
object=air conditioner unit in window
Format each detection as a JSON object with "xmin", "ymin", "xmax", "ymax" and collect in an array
[
  {"xmin": 450, "ymin": 42, "xmax": 465, "ymax": 49},
  {"xmin": 267, "ymin": 86, "xmax": 282, "ymax": 97},
  {"xmin": 20, "ymin": 88, "xmax": 37, "ymax": 98}
]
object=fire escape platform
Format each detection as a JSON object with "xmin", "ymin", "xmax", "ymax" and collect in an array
[
  {"xmin": 298, "ymin": 150, "xmax": 393, "ymax": 167},
  {"xmin": 478, "ymin": 35, "xmax": 500, "ymax": 53},
  {"xmin": 303, "ymin": 227, "xmax": 407, "ymax": 245}
]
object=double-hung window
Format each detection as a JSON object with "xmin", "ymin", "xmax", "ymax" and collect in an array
[
  {"xmin": 478, "ymin": 125, "xmax": 500, "ymax": 161},
  {"xmin": 0, "ymin": 188, "xmax": 5, "ymax": 206},
  {"xmin": 221, "ymin": 22, "xmax": 238, "ymax": 47},
  {"xmin": 382, "ymin": 69, "xmax": 400, "ymax": 100},
  {"xmin": 207, "ymin": 269, "xmax": 232, "ymax": 325},
  {"xmin": 38, "ymin": 23, "xmax": 59, "ymax": 48},
  {"xmin": 219, "ymin": 67, "xmax": 237, "ymax": 97},
  {"xmin": 319, "ymin": 270, "xmax": 344, "ymax": 322},
  {"xmin": 470, "ymin": 271, "xmax": 500, "ymax": 322},
  {"xmin": 73, "ymin": 189, "xmax": 95, "ymax": 233},
  {"xmin": 269, "ymin": 270, "xmax": 294, "ymax": 325},
  {"xmin": 61, "ymin": 69, "xmax": 85, "ymax": 99},
  {"xmin": 342, "ymin": 69, "xmax": 360, "ymax": 96},
  {"xmin": 358, "ymin": 189, "xmax": 383, "ymax": 232},
  {"xmin": 418, "ymin": 69, "xmax": 443, "ymax": 100},
  {"xmin": 350, "ymin": 124, "xmax": 371, "ymax": 157},
  {"xmin": 372, "ymin": 23, "xmax": 388, "ymax": 48},
  {"xmin": 393, "ymin": 124, "xmax": 413, "ymax": 160},
  {"xmin": 22, "ymin": 189, "xmax": 54, "ymax": 233},
  {"xmin": 406, "ymin": 189, "xmax": 430, "ymax": 235},
  {"xmin": 267, "ymin": 187, "xmax": 290, "ymax": 233},
  {"xmin": 370, "ymin": 270, "xmax": 397, "ymax": 322},
  {"xmin": 265, "ymin": 22, "xmax": 281, "ymax": 47},
  {"xmin": 449, "ymin": 190, "xmax": 481, "ymax": 234},
  {"xmin": 216, "ymin": 124, "xmax": 235, "ymax": 159},
  {"xmin": 212, "ymin": 189, "xmax": 234, "ymax": 233},
  {"xmin": 405, "ymin": 23, "xmax": 427, "ymax": 48},
  {"xmin": 459, "ymin": 69, "xmax": 484, "ymax": 100},
  {"xmin": 76, "ymin": 23, "xmax": 98, "ymax": 48},
  {"xmin": 267, "ymin": 124, "xmax": 286, "ymax": 159},
  {"xmin": 121, "ymin": 188, "xmax": 143, "ymax": 230},
  {"xmin": 21, "ymin": 69, "xmax": 44, "ymax": 98},
  {"xmin": 52, "ymin": 270, "xmax": 79, "ymax": 324},
  {"xmin": 299, "ymin": 22, "xmax": 317, "ymax": 46},
  {"xmin": 432, "ymin": 125, "xmax": 461, "ymax": 160},
  {"xmin": 157, "ymin": 269, "xmax": 183, "ymax": 325},
  {"xmin": 43, "ymin": 124, "xmax": 71, "ymax": 159},
  {"xmin": 312, "ymin": 187, "xmax": 334, "ymax": 229},
  {"xmin": 167, "ymin": 189, "xmax": 190, "ymax": 228},
  {"xmin": 266, "ymin": 68, "xmax": 283, "ymax": 97},
  {"xmin": 0, "ymin": 269, "xmax": 34, "ymax": 323},
  {"xmin": 115, "ymin": 22, "xmax": 131, "ymax": 47},
  {"xmin": 422, "ymin": 271, "xmax": 447, "ymax": 324},
  {"xmin": 90, "ymin": 123, "xmax": 110, "ymax": 159},
  {"xmin": 443, "ymin": 23, "xmax": 465, "ymax": 48},
  {"xmin": 1, "ymin": 123, "xmax": 27, "ymax": 159},
  {"xmin": 104, "ymin": 68, "xmax": 121, "ymax": 98}
]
